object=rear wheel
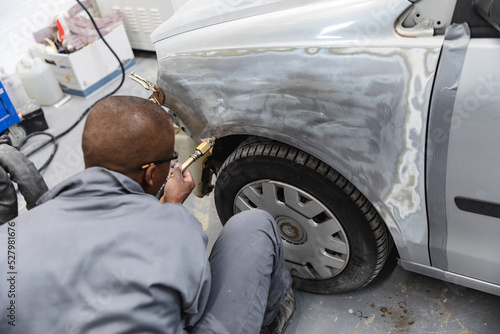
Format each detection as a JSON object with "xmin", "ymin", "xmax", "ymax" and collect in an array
[{"xmin": 215, "ymin": 141, "xmax": 391, "ymax": 294}]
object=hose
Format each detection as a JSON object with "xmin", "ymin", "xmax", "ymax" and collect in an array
[{"xmin": 17, "ymin": 0, "xmax": 126, "ymax": 172}]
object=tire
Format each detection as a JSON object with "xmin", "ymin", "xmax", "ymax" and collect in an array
[{"xmin": 214, "ymin": 141, "xmax": 391, "ymax": 294}]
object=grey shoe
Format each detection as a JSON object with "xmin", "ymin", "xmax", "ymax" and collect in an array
[{"xmin": 260, "ymin": 289, "xmax": 296, "ymax": 334}]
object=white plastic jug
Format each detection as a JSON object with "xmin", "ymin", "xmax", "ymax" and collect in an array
[
  {"xmin": 16, "ymin": 58, "xmax": 64, "ymax": 106},
  {"xmin": 0, "ymin": 67, "xmax": 30, "ymax": 111}
]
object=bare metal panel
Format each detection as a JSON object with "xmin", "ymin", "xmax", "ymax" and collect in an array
[{"xmin": 154, "ymin": 0, "xmax": 445, "ymax": 264}]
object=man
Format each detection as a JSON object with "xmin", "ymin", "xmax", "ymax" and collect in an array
[{"xmin": 0, "ymin": 96, "xmax": 294, "ymax": 334}]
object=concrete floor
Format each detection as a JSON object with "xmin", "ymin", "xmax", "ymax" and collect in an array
[{"xmin": 17, "ymin": 50, "xmax": 500, "ymax": 334}]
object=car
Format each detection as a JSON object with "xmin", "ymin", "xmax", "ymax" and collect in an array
[{"xmin": 151, "ymin": 0, "xmax": 500, "ymax": 295}]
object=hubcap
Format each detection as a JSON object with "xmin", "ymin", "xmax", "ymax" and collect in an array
[
  {"xmin": 234, "ymin": 180, "xmax": 350, "ymax": 280},
  {"xmin": 277, "ymin": 216, "xmax": 307, "ymax": 244}
]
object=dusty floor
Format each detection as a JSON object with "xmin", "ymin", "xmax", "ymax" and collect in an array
[{"xmin": 16, "ymin": 50, "xmax": 500, "ymax": 334}]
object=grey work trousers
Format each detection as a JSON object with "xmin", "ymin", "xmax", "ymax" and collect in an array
[{"xmin": 191, "ymin": 209, "xmax": 292, "ymax": 334}]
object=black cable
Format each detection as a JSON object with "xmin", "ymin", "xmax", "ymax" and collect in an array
[
  {"xmin": 17, "ymin": 0, "xmax": 126, "ymax": 172},
  {"xmin": 18, "ymin": 132, "xmax": 58, "ymax": 172},
  {"xmin": 57, "ymin": 0, "xmax": 125, "ymax": 139}
]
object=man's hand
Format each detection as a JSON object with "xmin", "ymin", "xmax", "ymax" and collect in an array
[{"xmin": 160, "ymin": 163, "xmax": 195, "ymax": 204}]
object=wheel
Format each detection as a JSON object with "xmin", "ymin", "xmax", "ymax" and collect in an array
[
  {"xmin": 8, "ymin": 124, "xmax": 27, "ymax": 147},
  {"xmin": 215, "ymin": 141, "xmax": 391, "ymax": 294}
]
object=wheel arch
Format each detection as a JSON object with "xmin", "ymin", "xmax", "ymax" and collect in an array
[
  {"xmin": 207, "ymin": 133, "xmax": 403, "ymax": 258},
  {"xmin": 214, "ymin": 138, "xmax": 398, "ymax": 293}
]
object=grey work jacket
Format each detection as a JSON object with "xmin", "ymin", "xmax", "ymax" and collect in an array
[{"xmin": 0, "ymin": 167, "xmax": 210, "ymax": 333}]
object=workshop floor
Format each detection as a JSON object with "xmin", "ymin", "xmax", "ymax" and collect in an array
[{"xmin": 19, "ymin": 50, "xmax": 500, "ymax": 334}]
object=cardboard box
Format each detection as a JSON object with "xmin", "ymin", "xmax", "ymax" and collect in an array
[{"xmin": 31, "ymin": 24, "xmax": 135, "ymax": 97}]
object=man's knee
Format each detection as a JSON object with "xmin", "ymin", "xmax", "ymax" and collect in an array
[
  {"xmin": 218, "ymin": 210, "xmax": 283, "ymax": 250},
  {"xmin": 213, "ymin": 209, "xmax": 282, "ymax": 268},
  {"xmin": 224, "ymin": 209, "xmax": 277, "ymax": 236}
]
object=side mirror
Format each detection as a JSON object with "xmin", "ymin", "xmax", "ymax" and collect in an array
[{"xmin": 474, "ymin": 0, "xmax": 500, "ymax": 31}]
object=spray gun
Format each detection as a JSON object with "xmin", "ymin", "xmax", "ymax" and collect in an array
[{"xmin": 128, "ymin": 72, "xmax": 215, "ymax": 199}]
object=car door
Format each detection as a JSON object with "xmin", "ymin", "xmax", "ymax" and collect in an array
[{"xmin": 428, "ymin": 0, "xmax": 500, "ymax": 287}]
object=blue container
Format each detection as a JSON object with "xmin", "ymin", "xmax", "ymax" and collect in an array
[{"xmin": 0, "ymin": 81, "xmax": 21, "ymax": 134}]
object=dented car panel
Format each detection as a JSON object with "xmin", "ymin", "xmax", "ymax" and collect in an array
[
  {"xmin": 155, "ymin": 0, "xmax": 500, "ymax": 295},
  {"xmin": 154, "ymin": 0, "xmax": 443, "ymax": 266}
]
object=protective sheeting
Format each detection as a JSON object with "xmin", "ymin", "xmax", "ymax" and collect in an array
[{"xmin": 426, "ymin": 23, "xmax": 471, "ymax": 271}]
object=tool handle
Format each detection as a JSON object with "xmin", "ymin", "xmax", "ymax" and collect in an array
[
  {"xmin": 155, "ymin": 138, "xmax": 214, "ymax": 200},
  {"xmin": 156, "ymin": 181, "xmax": 167, "ymax": 200},
  {"xmin": 181, "ymin": 153, "xmax": 200, "ymax": 172},
  {"xmin": 155, "ymin": 152, "xmax": 200, "ymax": 199}
]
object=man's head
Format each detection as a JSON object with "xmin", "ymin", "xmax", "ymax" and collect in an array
[{"xmin": 82, "ymin": 96, "xmax": 175, "ymax": 195}]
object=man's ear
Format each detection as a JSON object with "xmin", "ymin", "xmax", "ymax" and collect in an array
[{"xmin": 143, "ymin": 165, "xmax": 156, "ymax": 187}]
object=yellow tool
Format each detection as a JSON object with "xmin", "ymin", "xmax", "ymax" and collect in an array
[
  {"xmin": 156, "ymin": 138, "xmax": 215, "ymax": 199},
  {"xmin": 181, "ymin": 139, "xmax": 215, "ymax": 172}
]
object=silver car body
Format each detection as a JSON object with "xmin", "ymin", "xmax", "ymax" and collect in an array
[{"xmin": 152, "ymin": 0, "xmax": 500, "ymax": 295}]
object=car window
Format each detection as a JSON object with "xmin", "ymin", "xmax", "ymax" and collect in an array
[
  {"xmin": 452, "ymin": 0, "xmax": 500, "ymax": 37},
  {"xmin": 473, "ymin": 0, "xmax": 500, "ymax": 31}
]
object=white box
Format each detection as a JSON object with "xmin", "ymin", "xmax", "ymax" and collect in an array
[{"xmin": 32, "ymin": 24, "xmax": 135, "ymax": 97}]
